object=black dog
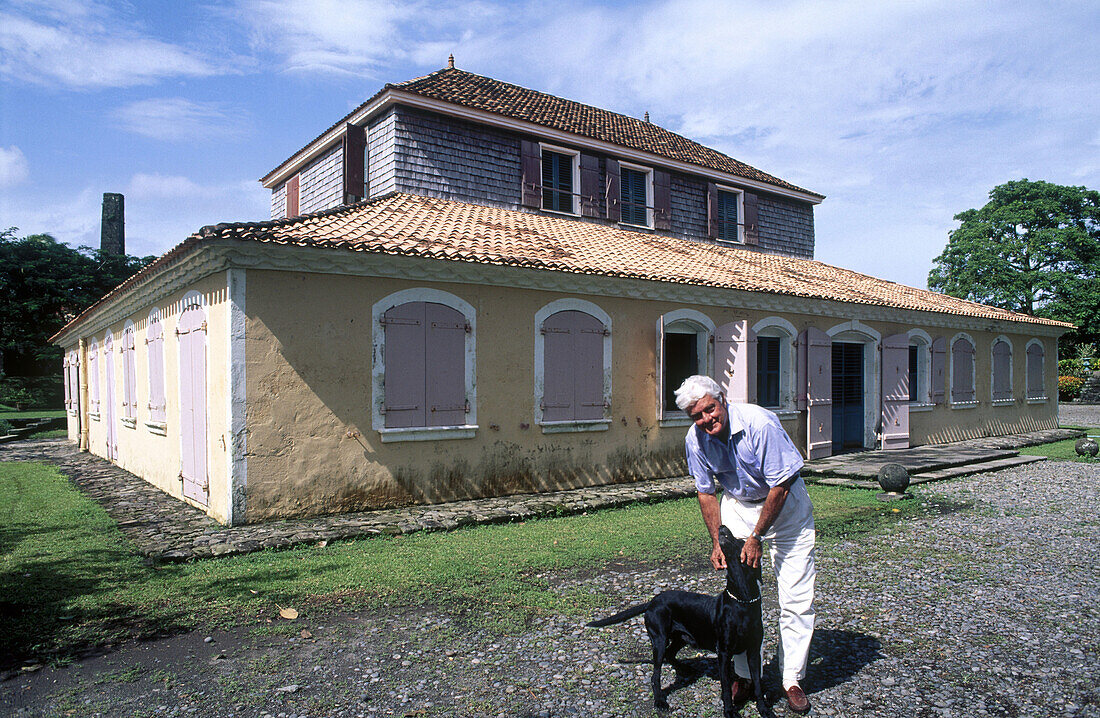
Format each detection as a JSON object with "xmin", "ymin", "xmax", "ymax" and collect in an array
[{"xmin": 587, "ymin": 526, "xmax": 775, "ymax": 718}]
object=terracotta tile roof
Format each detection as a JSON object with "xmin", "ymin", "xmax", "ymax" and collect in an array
[
  {"xmin": 392, "ymin": 68, "xmax": 821, "ymax": 197},
  {"xmin": 52, "ymin": 192, "xmax": 1070, "ymax": 341},
  {"xmin": 197, "ymin": 193, "xmax": 1062, "ymax": 328},
  {"xmin": 264, "ymin": 67, "xmax": 822, "ymax": 199}
]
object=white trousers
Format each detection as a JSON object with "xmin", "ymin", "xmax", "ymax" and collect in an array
[{"xmin": 721, "ymin": 477, "xmax": 816, "ymax": 689}]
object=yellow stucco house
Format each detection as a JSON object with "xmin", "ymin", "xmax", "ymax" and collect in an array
[{"xmin": 52, "ymin": 65, "xmax": 1070, "ymax": 525}]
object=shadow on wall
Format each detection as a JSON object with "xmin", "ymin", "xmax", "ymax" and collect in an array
[{"xmin": 920, "ymin": 411, "xmax": 1058, "ymax": 446}]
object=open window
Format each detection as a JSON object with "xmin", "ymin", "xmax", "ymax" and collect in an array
[
  {"xmin": 752, "ymin": 317, "xmax": 797, "ymax": 413},
  {"xmin": 657, "ymin": 310, "xmax": 714, "ymax": 424},
  {"xmin": 906, "ymin": 329, "xmax": 933, "ymax": 409}
]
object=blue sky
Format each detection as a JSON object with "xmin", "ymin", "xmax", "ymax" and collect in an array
[{"xmin": 2, "ymin": 0, "xmax": 1098, "ymax": 290}]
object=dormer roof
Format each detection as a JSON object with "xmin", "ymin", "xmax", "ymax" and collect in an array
[{"xmin": 261, "ymin": 66, "xmax": 823, "ymax": 202}]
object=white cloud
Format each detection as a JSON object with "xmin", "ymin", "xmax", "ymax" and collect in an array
[
  {"xmin": 0, "ymin": 2, "xmax": 220, "ymax": 88},
  {"xmin": 114, "ymin": 98, "xmax": 247, "ymax": 141},
  {"xmin": 0, "ymin": 145, "xmax": 29, "ymax": 188}
]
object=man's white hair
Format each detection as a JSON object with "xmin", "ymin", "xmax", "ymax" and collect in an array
[{"xmin": 674, "ymin": 374, "xmax": 724, "ymax": 412}]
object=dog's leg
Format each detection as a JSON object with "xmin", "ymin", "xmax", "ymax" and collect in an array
[
  {"xmin": 646, "ymin": 619, "xmax": 670, "ymax": 711},
  {"xmin": 747, "ymin": 647, "xmax": 777, "ymax": 718},
  {"xmin": 717, "ymin": 652, "xmax": 739, "ymax": 718}
]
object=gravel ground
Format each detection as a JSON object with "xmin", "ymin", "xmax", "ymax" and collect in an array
[{"xmin": 3, "ymin": 404, "xmax": 1098, "ymax": 717}]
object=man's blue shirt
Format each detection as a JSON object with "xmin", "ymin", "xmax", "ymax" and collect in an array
[{"xmin": 685, "ymin": 402, "xmax": 805, "ymax": 501}]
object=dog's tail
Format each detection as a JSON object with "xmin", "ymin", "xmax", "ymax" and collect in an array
[{"xmin": 586, "ymin": 602, "xmax": 651, "ymax": 628}]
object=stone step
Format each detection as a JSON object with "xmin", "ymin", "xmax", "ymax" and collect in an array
[
  {"xmin": 909, "ymin": 454, "xmax": 1047, "ymax": 483},
  {"xmin": 809, "ymin": 454, "xmax": 1047, "ymax": 490}
]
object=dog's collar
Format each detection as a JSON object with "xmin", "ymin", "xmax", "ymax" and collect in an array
[{"xmin": 726, "ymin": 590, "xmax": 761, "ymax": 604}]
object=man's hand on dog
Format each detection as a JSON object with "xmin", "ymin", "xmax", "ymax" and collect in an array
[
  {"xmin": 740, "ymin": 536, "xmax": 763, "ymax": 568},
  {"xmin": 712, "ymin": 538, "xmax": 763, "ymax": 571}
]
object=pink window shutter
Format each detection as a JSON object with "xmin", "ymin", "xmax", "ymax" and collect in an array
[
  {"xmin": 104, "ymin": 334, "xmax": 117, "ymax": 460},
  {"xmin": 383, "ymin": 302, "xmax": 428, "ymax": 428},
  {"xmin": 574, "ymin": 313, "xmax": 607, "ymax": 421},
  {"xmin": 1026, "ymin": 344, "xmax": 1044, "ymax": 398},
  {"xmin": 63, "ymin": 355, "xmax": 72, "ymax": 410},
  {"xmin": 89, "ymin": 344, "xmax": 99, "ymax": 413},
  {"xmin": 804, "ymin": 327, "xmax": 833, "ymax": 460},
  {"xmin": 952, "ymin": 339, "xmax": 975, "ymax": 403},
  {"xmin": 992, "ymin": 341, "xmax": 1012, "ymax": 400},
  {"xmin": 713, "ymin": 321, "xmax": 755, "ymax": 403},
  {"xmin": 123, "ymin": 328, "xmax": 137, "ymax": 419},
  {"xmin": 930, "ymin": 337, "xmax": 947, "ymax": 404},
  {"xmin": 148, "ymin": 320, "xmax": 166, "ymax": 423},
  {"xmin": 179, "ymin": 304, "xmax": 208, "ymax": 505},
  {"xmin": 541, "ymin": 312, "xmax": 576, "ymax": 422},
  {"xmin": 880, "ymin": 333, "xmax": 910, "ymax": 449},
  {"xmin": 425, "ymin": 303, "xmax": 468, "ymax": 427}
]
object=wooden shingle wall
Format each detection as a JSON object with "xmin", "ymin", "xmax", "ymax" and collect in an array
[
  {"xmin": 757, "ymin": 195, "xmax": 814, "ymax": 259},
  {"xmin": 298, "ymin": 143, "xmax": 343, "ymax": 215},
  {"xmin": 368, "ymin": 108, "xmax": 397, "ymax": 199},
  {"xmin": 269, "ymin": 183, "xmax": 286, "ymax": 220},
  {"xmin": 392, "ymin": 106, "xmax": 523, "ymax": 207},
  {"xmin": 669, "ymin": 172, "xmax": 708, "ymax": 239}
]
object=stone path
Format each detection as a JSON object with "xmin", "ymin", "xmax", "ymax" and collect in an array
[{"xmin": 2, "ymin": 421, "xmax": 1089, "ymax": 563}]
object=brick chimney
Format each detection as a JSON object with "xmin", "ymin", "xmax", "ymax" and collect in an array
[{"xmin": 101, "ymin": 193, "xmax": 125, "ymax": 256}]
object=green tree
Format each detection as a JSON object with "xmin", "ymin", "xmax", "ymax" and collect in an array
[
  {"xmin": 928, "ymin": 179, "xmax": 1100, "ymax": 349},
  {"xmin": 0, "ymin": 227, "xmax": 155, "ymax": 383}
]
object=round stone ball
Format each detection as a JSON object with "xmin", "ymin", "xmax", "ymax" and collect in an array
[
  {"xmin": 1075, "ymin": 437, "xmax": 1099, "ymax": 458},
  {"xmin": 877, "ymin": 463, "xmax": 911, "ymax": 493}
]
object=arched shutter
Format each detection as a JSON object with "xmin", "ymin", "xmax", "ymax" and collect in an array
[
  {"xmin": 930, "ymin": 337, "xmax": 947, "ymax": 404},
  {"xmin": 881, "ymin": 333, "xmax": 910, "ymax": 449},
  {"xmin": 1026, "ymin": 343, "xmax": 1045, "ymax": 398},
  {"xmin": 382, "ymin": 302, "xmax": 427, "ymax": 428},
  {"xmin": 951, "ymin": 338, "xmax": 975, "ymax": 403},
  {"xmin": 425, "ymin": 303, "xmax": 468, "ymax": 427},
  {"xmin": 992, "ymin": 341, "xmax": 1012, "ymax": 401},
  {"xmin": 714, "ymin": 321, "xmax": 755, "ymax": 403},
  {"xmin": 804, "ymin": 327, "xmax": 832, "ymax": 459}
]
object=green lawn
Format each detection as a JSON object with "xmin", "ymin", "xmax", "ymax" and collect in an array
[
  {"xmin": 0, "ymin": 408, "xmax": 66, "ymax": 420},
  {"xmin": 0, "ymin": 460, "xmax": 929, "ymax": 668},
  {"xmin": 1020, "ymin": 426, "xmax": 1100, "ymax": 462}
]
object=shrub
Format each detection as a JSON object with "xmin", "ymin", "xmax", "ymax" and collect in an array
[
  {"xmin": 0, "ymin": 419, "xmax": 11, "ymax": 436},
  {"xmin": 1059, "ymin": 375, "xmax": 1085, "ymax": 401},
  {"xmin": 1059, "ymin": 358, "xmax": 1089, "ymax": 379}
]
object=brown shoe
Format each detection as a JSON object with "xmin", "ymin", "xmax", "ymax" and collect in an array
[
  {"xmin": 731, "ymin": 677, "xmax": 754, "ymax": 706},
  {"xmin": 786, "ymin": 685, "xmax": 811, "ymax": 714}
]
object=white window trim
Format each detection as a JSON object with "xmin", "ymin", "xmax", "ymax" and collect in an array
[
  {"xmin": 371, "ymin": 288, "xmax": 478, "ymax": 442},
  {"xmin": 657, "ymin": 309, "xmax": 714, "ymax": 424},
  {"xmin": 618, "ymin": 160, "xmax": 654, "ymax": 229},
  {"xmin": 1025, "ymin": 338, "xmax": 1047, "ymax": 401},
  {"xmin": 990, "ymin": 335, "xmax": 1013, "ymax": 406},
  {"xmin": 539, "ymin": 143, "xmax": 581, "ymax": 217},
  {"xmin": 752, "ymin": 317, "xmax": 797, "ymax": 411},
  {"xmin": 534, "ymin": 298, "xmax": 612, "ymax": 432},
  {"xmin": 907, "ymin": 328, "xmax": 933, "ymax": 406},
  {"xmin": 715, "ymin": 184, "xmax": 745, "ymax": 245},
  {"xmin": 826, "ymin": 320, "xmax": 881, "ymax": 450},
  {"xmin": 949, "ymin": 332, "xmax": 978, "ymax": 407}
]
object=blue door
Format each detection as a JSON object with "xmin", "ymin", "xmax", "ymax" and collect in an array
[{"xmin": 832, "ymin": 342, "xmax": 864, "ymax": 451}]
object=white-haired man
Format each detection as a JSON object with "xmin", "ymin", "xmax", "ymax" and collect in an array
[{"xmin": 674, "ymin": 374, "xmax": 816, "ymax": 714}]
